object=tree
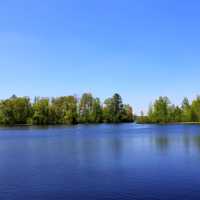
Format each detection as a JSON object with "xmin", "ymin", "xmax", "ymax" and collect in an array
[
  {"xmin": 90, "ymin": 98, "xmax": 103, "ymax": 123},
  {"xmin": 33, "ymin": 98, "xmax": 50, "ymax": 125},
  {"xmin": 50, "ymin": 96, "xmax": 78, "ymax": 124},
  {"xmin": 191, "ymin": 96, "xmax": 200, "ymax": 122},
  {"xmin": 121, "ymin": 104, "xmax": 134, "ymax": 122},
  {"xmin": 112, "ymin": 93, "xmax": 123, "ymax": 122},
  {"xmin": 0, "ymin": 96, "xmax": 32, "ymax": 125},
  {"xmin": 103, "ymin": 98, "xmax": 113, "ymax": 123},
  {"xmin": 169, "ymin": 105, "xmax": 182, "ymax": 122},
  {"xmin": 63, "ymin": 96, "xmax": 78, "ymax": 124},
  {"xmin": 181, "ymin": 97, "xmax": 191, "ymax": 122},
  {"xmin": 103, "ymin": 93, "xmax": 124, "ymax": 123},
  {"xmin": 149, "ymin": 96, "xmax": 171, "ymax": 123},
  {"xmin": 79, "ymin": 93, "xmax": 94, "ymax": 123},
  {"xmin": 0, "ymin": 93, "xmax": 134, "ymax": 125}
]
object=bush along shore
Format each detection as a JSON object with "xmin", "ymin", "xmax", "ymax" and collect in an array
[
  {"xmin": 136, "ymin": 96, "xmax": 200, "ymax": 124},
  {"xmin": 0, "ymin": 93, "xmax": 134, "ymax": 125}
]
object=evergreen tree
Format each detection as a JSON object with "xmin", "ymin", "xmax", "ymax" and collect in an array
[{"xmin": 103, "ymin": 93, "xmax": 125, "ymax": 123}]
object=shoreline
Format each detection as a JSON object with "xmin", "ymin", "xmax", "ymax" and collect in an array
[
  {"xmin": 0, "ymin": 122, "xmax": 134, "ymax": 127},
  {"xmin": 136, "ymin": 122, "xmax": 200, "ymax": 125},
  {"xmin": 1, "ymin": 122, "xmax": 200, "ymax": 127}
]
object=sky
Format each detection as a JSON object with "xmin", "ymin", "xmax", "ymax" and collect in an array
[{"xmin": 0, "ymin": 0, "xmax": 200, "ymax": 114}]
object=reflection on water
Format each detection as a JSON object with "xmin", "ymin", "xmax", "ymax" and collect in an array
[
  {"xmin": 0, "ymin": 124, "xmax": 200, "ymax": 200},
  {"xmin": 149, "ymin": 126, "xmax": 200, "ymax": 153},
  {"xmin": 153, "ymin": 135, "xmax": 170, "ymax": 152},
  {"xmin": 193, "ymin": 135, "xmax": 200, "ymax": 150}
]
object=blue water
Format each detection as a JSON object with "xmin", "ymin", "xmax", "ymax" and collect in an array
[{"xmin": 0, "ymin": 124, "xmax": 200, "ymax": 200}]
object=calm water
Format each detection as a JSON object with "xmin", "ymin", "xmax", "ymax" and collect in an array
[{"xmin": 0, "ymin": 124, "xmax": 200, "ymax": 200}]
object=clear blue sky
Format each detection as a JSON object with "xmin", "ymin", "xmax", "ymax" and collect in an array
[{"xmin": 0, "ymin": 0, "xmax": 200, "ymax": 113}]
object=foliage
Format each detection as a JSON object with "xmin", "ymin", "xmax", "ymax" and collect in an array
[
  {"xmin": 0, "ymin": 95, "xmax": 32, "ymax": 125},
  {"xmin": 79, "ymin": 93, "xmax": 94, "ymax": 123},
  {"xmin": 32, "ymin": 97, "xmax": 50, "ymax": 125},
  {"xmin": 103, "ymin": 93, "xmax": 133, "ymax": 123},
  {"xmin": 0, "ymin": 93, "xmax": 134, "ymax": 125},
  {"xmin": 50, "ymin": 96, "xmax": 78, "ymax": 124},
  {"xmin": 137, "ymin": 96, "xmax": 200, "ymax": 124},
  {"xmin": 121, "ymin": 104, "xmax": 134, "ymax": 122}
]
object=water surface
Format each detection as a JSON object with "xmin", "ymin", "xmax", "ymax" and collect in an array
[{"xmin": 0, "ymin": 124, "xmax": 200, "ymax": 200}]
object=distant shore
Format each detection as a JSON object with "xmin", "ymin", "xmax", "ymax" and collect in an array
[{"xmin": 136, "ymin": 122, "xmax": 200, "ymax": 125}]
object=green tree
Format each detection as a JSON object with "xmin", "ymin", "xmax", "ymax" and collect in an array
[
  {"xmin": 79, "ymin": 93, "xmax": 94, "ymax": 123},
  {"xmin": 33, "ymin": 97, "xmax": 50, "ymax": 125},
  {"xmin": 103, "ymin": 93, "xmax": 124, "ymax": 123},
  {"xmin": 181, "ymin": 97, "xmax": 191, "ymax": 122},
  {"xmin": 191, "ymin": 96, "xmax": 200, "ymax": 122},
  {"xmin": 0, "ymin": 96, "xmax": 32, "ymax": 125},
  {"xmin": 103, "ymin": 98, "xmax": 113, "ymax": 123},
  {"xmin": 121, "ymin": 104, "xmax": 134, "ymax": 122},
  {"xmin": 63, "ymin": 96, "xmax": 78, "ymax": 124},
  {"xmin": 90, "ymin": 98, "xmax": 103, "ymax": 123},
  {"xmin": 50, "ymin": 96, "xmax": 78, "ymax": 124},
  {"xmin": 0, "ymin": 93, "xmax": 134, "ymax": 125},
  {"xmin": 169, "ymin": 105, "xmax": 182, "ymax": 122},
  {"xmin": 149, "ymin": 96, "xmax": 171, "ymax": 123}
]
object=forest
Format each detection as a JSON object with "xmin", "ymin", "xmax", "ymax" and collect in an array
[
  {"xmin": 137, "ymin": 96, "xmax": 200, "ymax": 124},
  {"xmin": 2, "ymin": 93, "xmax": 200, "ymax": 126},
  {"xmin": 0, "ymin": 93, "xmax": 134, "ymax": 125}
]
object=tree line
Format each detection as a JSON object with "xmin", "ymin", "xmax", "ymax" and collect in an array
[
  {"xmin": 0, "ymin": 93, "xmax": 134, "ymax": 125},
  {"xmin": 137, "ymin": 96, "xmax": 200, "ymax": 124}
]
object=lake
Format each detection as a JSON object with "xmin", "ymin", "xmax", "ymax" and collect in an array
[{"xmin": 0, "ymin": 124, "xmax": 200, "ymax": 200}]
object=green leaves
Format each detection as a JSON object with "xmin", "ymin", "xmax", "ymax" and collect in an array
[
  {"xmin": 0, "ymin": 94, "xmax": 134, "ymax": 125},
  {"xmin": 103, "ymin": 94, "xmax": 134, "ymax": 123},
  {"xmin": 33, "ymin": 98, "xmax": 50, "ymax": 125},
  {"xmin": 0, "ymin": 96, "xmax": 32, "ymax": 125},
  {"xmin": 138, "ymin": 96, "xmax": 200, "ymax": 124}
]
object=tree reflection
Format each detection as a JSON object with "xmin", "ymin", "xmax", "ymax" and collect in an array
[
  {"xmin": 193, "ymin": 135, "xmax": 200, "ymax": 151},
  {"xmin": 154, "ymin": 135, "xmax": 170, "ymax": 152}
]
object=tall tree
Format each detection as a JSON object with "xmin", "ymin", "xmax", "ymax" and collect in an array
[
  {"xmin": 103, "ymin": 93, "xmax": 124, "ymax": 123},
  {"xmin": 63, "ymin": 96, "xmax": 78, "ymax": 124},
  {"xmin": 90, "ymin": 98, "xmax": 103, "ymax": 123},
  {"xmin": 79, "ymin": 93, "xmax": 94, "ymax": 123},
  {"xmin": 50, "ymin": 96, "xmax": 78, "ymax": 124},
  {"xmin": 150, "ymin": 96, "xmax": 171, "ymax": 123},
  {"xmin": 169, "ymin": 105, "xmax": 182, "ymax": 122},
  {"xmin": 33, "ymin": 98, "xmax": 50, "ymax": 125},
  {"xmin": 121, "ymin": 104, "xmax": 134, "ymax": 122},
  {"xmin": 181, "ymin": 97, "xmax": 191, "ymax": 122},
  {"xmin": 103, "ymin": 98, "xmax": 113, "ymax": 123},
  {"xmin": 191, "ymin": 96, "xmax": 200, "ymax": 122}
]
